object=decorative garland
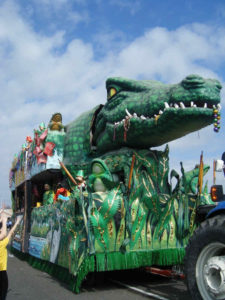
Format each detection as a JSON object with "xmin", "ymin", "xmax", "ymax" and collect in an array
[{"xmin": 213, "ymin": 108, "xmax": 221, "ymax": 132}]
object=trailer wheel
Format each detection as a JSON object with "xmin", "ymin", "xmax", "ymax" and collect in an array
[{"xmin": 185, "ymin": 215, "xmax": 225, "ymax": 300}]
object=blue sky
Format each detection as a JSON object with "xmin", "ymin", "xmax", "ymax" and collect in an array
[{"xmin": 1, "ymin": 0, "xmax": 225, "ymax": 206}]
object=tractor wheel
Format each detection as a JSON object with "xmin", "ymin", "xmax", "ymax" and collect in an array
[{"xmin": 185, "ymin": 215, "xmax": 225, "ymax": 300}]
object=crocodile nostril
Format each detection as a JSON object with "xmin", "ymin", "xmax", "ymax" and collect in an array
[{"xmin": 182, "ymin": 74, "xmax": 205, "ymax": 90}]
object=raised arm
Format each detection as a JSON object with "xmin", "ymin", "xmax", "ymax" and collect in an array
[
  {"xmin": 7, "ymin": 215, "xmax": 23, "ymax": 242},
  {"xmin": 0, "ymin": 213, "xmax": 8, "ymax": 240}
]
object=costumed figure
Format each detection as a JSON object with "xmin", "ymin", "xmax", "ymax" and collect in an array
[
  {"xmin": 32, "ymin": 184, "xmax": 41, "ymax": 207},
  {"xmin": 75, "ymin": 170, "xmax": 86, "ymax": 192},
  {"xmin": 54, "ymin": 182, "xmax": 70, "ymax": 203},
  {"xmin": 43, "ymin": 184, "xmax": 54, "ymax": 205},
  {"xmin": 25, "ymin": 136, "xmax": 33, "ymax": 150},
  {"xmin": 48, "ymin": 113, "xmax": 64, "ymax": 131}
]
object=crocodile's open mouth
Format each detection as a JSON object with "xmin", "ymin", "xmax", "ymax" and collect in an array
[
  {"xmin": 112, "ymin": 101, "xmax": 221, "ymax": 127},
  {"xmin": 96, "ymin": 100, "xmax": 221, "ymax": 149}
]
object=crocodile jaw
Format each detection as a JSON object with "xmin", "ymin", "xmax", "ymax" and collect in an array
[{"xmin": 95, "ymin": 105, "xmax": 219, "ymax": 152}]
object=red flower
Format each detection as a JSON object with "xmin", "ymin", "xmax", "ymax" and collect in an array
[{"xmin": 26, "ymin": 136, "xmax": 33, "ymax": 143}]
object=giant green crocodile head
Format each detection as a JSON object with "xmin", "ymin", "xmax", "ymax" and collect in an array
[{"xmin": 93, "ymin": 75, "xmax": 222, "ymax": 152}]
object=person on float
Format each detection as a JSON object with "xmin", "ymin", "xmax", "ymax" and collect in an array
[
  {"xmin": 0, "ymin": 212, "xmax": 22, "ymax": 300},
  {"xmin": 54, "ymin": 182, "xmax": 70, "ymax": 203},
  {"xmin": 43, "ymin": 183, "xmax": 55, "ymax": 205}
]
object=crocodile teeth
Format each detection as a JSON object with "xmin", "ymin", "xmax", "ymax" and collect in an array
[
  {"xmin": 180, "ymin": 102, "xmax": 185, "ymax": 109},
  {"xmin": 204, "ymin": 103, "xmax": 207, "ymax": 108},
  {"xmin": 159, "ymin": 110, "xmax": 163, "ymax": 115},
  {"xmin": 164, "ymin": 102, "xmax": 170, "ymax": 109},
  {"xmin": 140, "ymin": 115, "xmax": 146, "ymax": 120},
  {"xmin": 213, "ymin": 105, "xmax": 216, "ymax": 109},
  {"xmin": 191, "ymin": 102, "xmax": 194, "ymax": 107},
  {"xmin": 174, "ymin": 104, "xmax": 179, "ymax": 109},
  {"xmin": 133, "ymin": 113, "xmax": 138, "ymax": 118},
  {"xmin": 125, "ymin": 109, "xmax": 132, "ymax": 117},
  {"xmin": 218, "ymin": 104, "xmax": 221, "ymax": 110}
]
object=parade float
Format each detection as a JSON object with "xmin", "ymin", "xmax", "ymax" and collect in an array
[{"xmin": 9, "ymin": 74, "xmax": 224, "ymax": 299}]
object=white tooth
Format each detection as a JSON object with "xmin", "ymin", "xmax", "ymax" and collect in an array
[
  {"xmin": 174, "ymin": 104, "xmax": 179, "ymax": 109},
  {"xmin": 218, "ymin": 104, "xmax": 221, "ymax": 110},
  {"xmin": 213, "ymin": 105, "xmax": 216, "ymax": 109},
  {"xmin": 193, "ymin": 104, "xmax": 197, "ymax": 108},
  {"xmin": 180, "ymin": 102, "xmax": 185, "ymax": 109},
  {"xmin": 125, "ymin": 108, "xmax": 132, "ymax": 117},
  {"xmin": 204, "ymin": 103, "xmax": 207, "ymax": 108},
  {"xmin": 133, "ymin": 113, "xmax": 138, "ymax": 118},
  {"xmin": 191, "ymin": 102, "xmax": 194, "ymax": 107},
  {"xmin": 164, "ymin": 102, "xmax": 169, "ymax": 109},
  {"xmin": 141, "ymin": 115, "xmax": 146, "ymax": 120},
  {"xmin": 170, "ymin": 104, "xmax": 173, "ymax": 107},
  {"xmin": 159, "ymin": 110, "xmax": 163, "ymax": 115}
]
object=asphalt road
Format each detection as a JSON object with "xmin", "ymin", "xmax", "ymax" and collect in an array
[{"xmin": 6, "ymin": 253, "xmax": 191, "ymax": 300}]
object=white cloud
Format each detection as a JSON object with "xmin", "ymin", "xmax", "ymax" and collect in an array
[
  {"xmin": 112, "ymin": 25, "xmax": 224, "ymax": 82},
  {"xmin": 1, "ymin": 0, "xmax": 225, "ymax": 206}
]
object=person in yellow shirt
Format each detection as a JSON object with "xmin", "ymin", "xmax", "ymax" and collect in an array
[{"xmin": 0, "ymin": 212, "xmax": 22, "ymax": 300}]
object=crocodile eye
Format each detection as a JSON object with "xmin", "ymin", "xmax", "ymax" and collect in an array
[{"xmin": 107, "ymin": 87, "xmax": 117, "ymax": 100}]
